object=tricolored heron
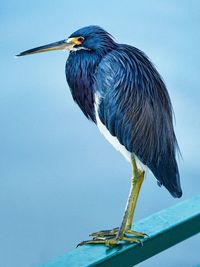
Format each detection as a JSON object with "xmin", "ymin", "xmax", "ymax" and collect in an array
[{"xmin": 17, "ymin": 25, "xmax": 182, "ymax": 246}]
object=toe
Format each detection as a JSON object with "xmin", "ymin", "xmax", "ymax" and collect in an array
[
  {"xmin": 125, "ymin": 229, "xmax": 148, "ymax": 237},
  {"xmin": 90, "ymin": 228, "xmax": 119, "ymax": 237},
  {"xmin": 122, "ymin": 236, "xmax": 143, "ymax": 244}
]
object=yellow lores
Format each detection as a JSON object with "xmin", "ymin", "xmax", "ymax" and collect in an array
[{"xmin": 67, "ymin": 36, "xmax": 84, "ymax": 45}]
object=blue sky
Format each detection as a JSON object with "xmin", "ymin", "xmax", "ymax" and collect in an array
[{"xmin": 0, "ymin": 1, "xmax": 200, "ymax": 266}]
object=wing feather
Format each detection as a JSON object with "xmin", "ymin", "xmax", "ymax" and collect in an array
[{"xmin": 94, "ymin": 44, "xmax": 182, "ymax": 198}]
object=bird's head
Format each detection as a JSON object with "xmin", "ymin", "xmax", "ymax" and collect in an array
[{"xmin": 16, "ymin": 26, "xmax": 116, "ymax": 57}]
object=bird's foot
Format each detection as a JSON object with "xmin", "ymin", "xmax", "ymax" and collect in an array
[
  {"xmin": 77, "ymin": 227, "xmax": 147, "ymax": 247},
  {"xmin": 90, "ymin": 227, "xmax": 147, "ymax": 238}
]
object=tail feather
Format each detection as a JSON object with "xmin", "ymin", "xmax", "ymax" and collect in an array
[{"xmin": 149, "ymin": 154, "xmax": 182, "ymax": 198}]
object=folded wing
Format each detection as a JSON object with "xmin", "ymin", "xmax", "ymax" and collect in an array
[{"xmin": 94, "ymin": 44, "xmax": 182, "ymax": 198}]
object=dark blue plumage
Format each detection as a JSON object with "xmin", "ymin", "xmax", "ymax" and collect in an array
[
  {"xmin": 65, "ymin": 25, "xmax": 182, "ymax": 198},
  {"xmin": 66, "ymin": 50, "xmax": 100, "ymax": 121}
]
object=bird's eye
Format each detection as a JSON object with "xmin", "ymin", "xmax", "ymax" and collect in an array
[{"xmin": 77, "ymin": 37, "xmax": 84, "ymax": 43}]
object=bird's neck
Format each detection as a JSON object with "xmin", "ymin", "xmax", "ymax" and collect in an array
[{"xmin": 65, "ymin": 51, "xmax": 102, "ymax": 122}]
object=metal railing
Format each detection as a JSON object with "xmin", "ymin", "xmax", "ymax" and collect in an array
[{"xmin": 38, "ymin": 194, "xmax": 200, "ymax": 267}]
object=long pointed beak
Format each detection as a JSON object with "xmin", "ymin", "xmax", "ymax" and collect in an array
[{"xmin": 16, "ymin": 39, "xmax": 74, "ymax": 57}]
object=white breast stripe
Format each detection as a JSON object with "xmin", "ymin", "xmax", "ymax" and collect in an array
[
  {"xmin": 94, "ymin": 93, "xmax": 145, "ymax": 171},
  {"xmin": 94, "ymin": 94, "xmax": 131, "ymax": 163}
]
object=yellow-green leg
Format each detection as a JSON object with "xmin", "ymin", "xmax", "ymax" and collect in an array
[
  {"xmin": 117, "ymin": 156, "xmax": 145, "ymax": 239},
  {"xmin": 77, "ymin": 155, "xmax": 147, "ymax": 247}
]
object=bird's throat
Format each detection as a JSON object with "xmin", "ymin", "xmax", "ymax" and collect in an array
[{"xmin": 65, "ymin": 51, "xmax": 102, "ymax": 122}]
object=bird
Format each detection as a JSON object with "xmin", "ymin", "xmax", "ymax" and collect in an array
[{"xmin": 17, "ymin": 25, "xmax": 182, "ymax": 246}]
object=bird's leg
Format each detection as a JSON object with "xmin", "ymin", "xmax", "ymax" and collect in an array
[
  {"xmin": 116, "ymin": 156, "xmax": 146, "ymax": 239},
  {"xmin": 77, "ymin": 156, "xmax": 147, "ymax": 247}
]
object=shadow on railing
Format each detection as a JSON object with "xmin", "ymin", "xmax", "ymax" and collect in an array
[{"xmin": 38, "ymin": 194, "xmax": 200, "ymax": 267}]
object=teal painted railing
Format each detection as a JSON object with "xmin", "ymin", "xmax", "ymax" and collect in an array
[{"xmin": 38, "ymin": 194, "xmax": 200, "ymax": 267}]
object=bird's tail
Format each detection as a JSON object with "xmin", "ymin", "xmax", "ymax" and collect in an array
[{"xmin": 149, "ymin": 154, "xmax": 182, "ymax": 198}]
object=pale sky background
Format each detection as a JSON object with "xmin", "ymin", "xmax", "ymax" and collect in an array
[{"xmin": 0, "ymin": 1, "xmax": 200, "ymax": 266}]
